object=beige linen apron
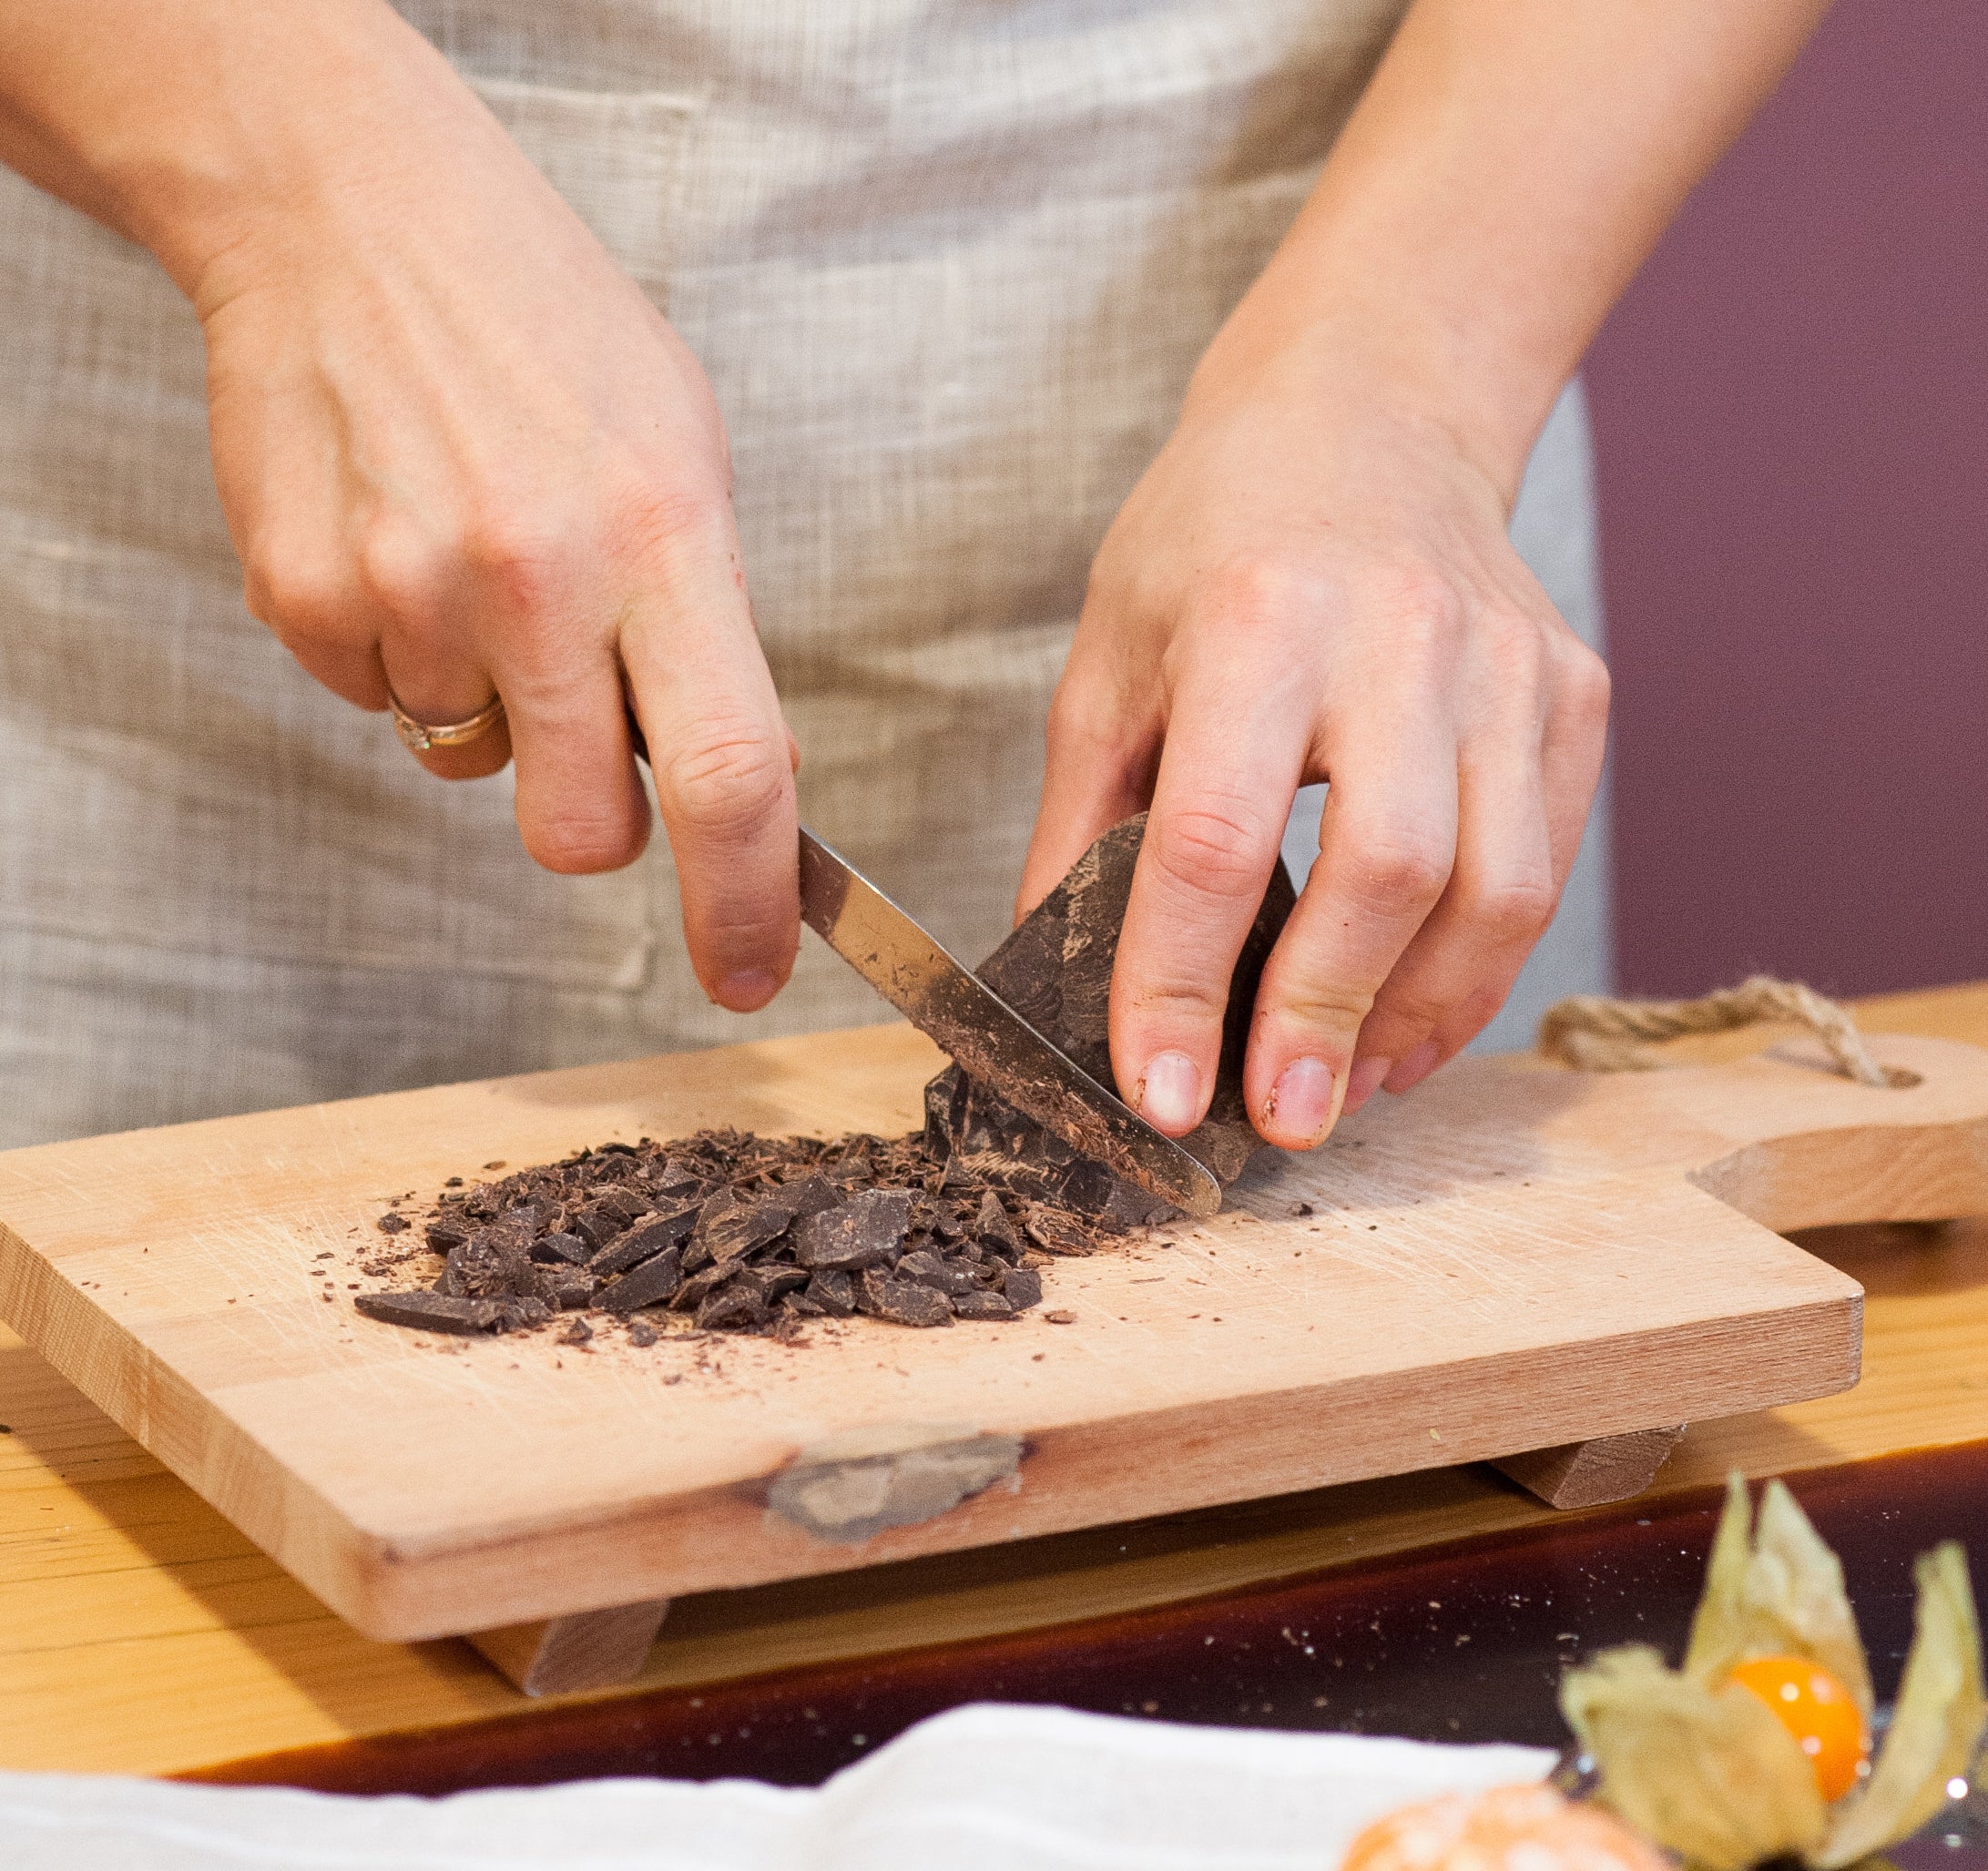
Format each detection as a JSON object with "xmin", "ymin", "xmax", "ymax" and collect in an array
[{"xmin": 0, "ymin": 1, "xmax": 1607, "ymax": 1148}]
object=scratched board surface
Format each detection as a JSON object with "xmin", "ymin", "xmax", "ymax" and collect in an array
[{"xmin": 6, "ymin": 1022, "xmax": 1983, "ymax": 1642}]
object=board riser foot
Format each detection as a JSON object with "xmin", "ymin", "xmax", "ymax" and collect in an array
[
  {"xmin": 468, "ymin": 1599, "xmax": 672, "ymax": 1697},
  {"xmin": 1493, "ymin": 1424, "xmax": 1687, "ymax": 1510}
]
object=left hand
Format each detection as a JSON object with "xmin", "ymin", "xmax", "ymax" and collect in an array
[{"xmin": 1016, "ymin": 330, "xmax": 1609, "ymax": 1152}]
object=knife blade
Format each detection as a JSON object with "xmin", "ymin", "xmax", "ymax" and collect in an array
[{"xmin": 798, "ymin": 828, "xmax": 1221, "ymax": 1220}]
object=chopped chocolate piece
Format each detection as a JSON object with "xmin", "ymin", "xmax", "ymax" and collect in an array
[
  {"xmin": 529, "ymin": 1230, "xmax": 590, "ymax": 1266},
  {"xmin": 896, "ymin": 1249, "xmax": 980, "ymax": 1297},
  {"xmin": 600, "ymin": 1246, "xmax": 684, "ymax": 1314},
  {"xmin": 855, "ymin": 1266, "xmax": 955, "ymax": 1327},
  {"xmin": 589, "ymin": 1207, "xmax": 696, "ymax": 1277},
  {"xmin": 626, "ymin": 1318, "xmax": 659, "ymax": 1347},
  {"xmin": 1044, "ymin": 1308, "xmax": 1076, "ymax": 1324},
  {"xmin": 642, "ymin": 1155, "xmax": 707, "ymax": 1196},
  {"xmin": 1023, "ymin": 1205, "xmax": 1096, "ymax": 1257},
  {"xmin": 561, "ymin": 1317, "xmax": 593, "ymax": 1346},
  {"xmin": 497, "ymin": 1296, "xmax": 554, "ymax": 1331},
  {"xmin": 354, "ymin": 1291, "xmax": 509, "ymax": 1335},
  {"xmin": 693, "ymin": 1189, "xmax": 797, "ymax": 1263},
  {"xmin": 794, "ymin": 1188, "xmax": 912, "ymax": 1271},
  {"xmin": 975, "ymin": 1191, "xmax": 1023, "ymax": 1257},
  {"xmin": 735, "ymin": 1264, "xmax": 810, "ymax": 1307},
  {"xmin": 953, "ymin": 1290, "xmax": 1017, "ymax": 1322},
  {"xmin": 507, "ymin": 1197, "xmax": 561, "ymax": 1236},
  {"xmin": 568, "ymin": 1204, "xmax": 628, "ymax": 1252},
  {"xmin": 548, "ymin": 1272, "xmax": 600, "ymax": 1310},
  {"xmin": 868, "ymin": 1276, "xmax": 953, "ymax": 1328},
  {"xmin": 805, "ymin": 1269, "xmax": 856, "ymax": 1316},
  {"xmin": 668, "ymin": 1261, "xmax": 737, "ymax": 1314},
  {"xmin": 593, "ymin": 1186, "xmax": 652, "ymax": 1225},
  {"xmin": 779, "ymin": 1172, "xmax": 842, "ymax": 1221},
  {"xmin": 424, "ymin": 1217, "xmax": 470, "ymax": 1253},
  {"xmin": 782, "ymin": 1291, "xmax": 827, "ymax": 1318},
  {"xmin": 1003, "ymin": 1266, "xmax": 1044, "ymax": 1311},
  {"xmin": 376, "ymin": 1212, "xmax": 410, "ymax": 1235},
  {"xmin": 439, "ymin": 1228, "xmax": 531, "ymax": 1299},
  {"xmin": 697, "ymin": 1282, "xmax": 768, "ymax": 1332}
]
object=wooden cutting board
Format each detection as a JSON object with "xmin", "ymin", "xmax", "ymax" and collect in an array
[{"xmin": 3, "ymin": 1021, "xmax": 1983, "ymax": 1689}]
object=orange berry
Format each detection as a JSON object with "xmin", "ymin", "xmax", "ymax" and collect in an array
[{"xmin": 1728, "ymin": 1654, "xmax": 1869, "ymax": 1802}]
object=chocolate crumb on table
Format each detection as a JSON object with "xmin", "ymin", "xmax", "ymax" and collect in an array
[{"xmin": 349, "ymin": 815, "xmax": 1291, "ymax": 1346}]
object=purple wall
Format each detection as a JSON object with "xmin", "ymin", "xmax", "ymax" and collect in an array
[{"xmin": 1585, "ymin": 0, "xmax": 1988, "ymax": 998}]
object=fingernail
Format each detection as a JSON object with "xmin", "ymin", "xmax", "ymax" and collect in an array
[
  {"xmin": 1341, "ymin": 1056, "xmax": 1393, "ymax": 1117},
  {"xmin": 716, "ymin": 968, "xmax": 780, "ymax": 1012},
  {"xmin": 1136, "ymin": 1051, "xmax": 1201, "ymax": 1134},
  {"xmin": 1265, "ymin": 1056, "xmax": 1334, "ymax": 1146},
  {"xmin": 1383, "ymin": 1040, "xmax": 1442, "ymax": 1095}
]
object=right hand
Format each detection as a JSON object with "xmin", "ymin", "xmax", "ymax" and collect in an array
[{"xmin": 181, "ymin": 12, "xmax": 799, "ymax": 1012}]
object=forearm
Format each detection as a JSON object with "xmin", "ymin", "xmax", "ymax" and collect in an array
[
  {"xmin": 1203, "ymin": 0, "xmax": 1830, "ymax": 497},
  {"xmin": 0, "ymin": 0, "xmax": 488, "ymax": 301}
]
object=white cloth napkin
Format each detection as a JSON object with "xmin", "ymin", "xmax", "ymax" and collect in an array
[{"xmin": 0, "ymin": 1703, "xmax": 1552, "ymax": 1870}]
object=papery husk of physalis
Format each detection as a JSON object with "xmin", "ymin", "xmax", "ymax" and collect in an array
[
  {"xmin": 1560, "ymin": 1643, "xmax": 1827, "ymax": 1869},
  {"xmin": 1813, "ymin": 1541, "xmax": 1985, "ymax": 1866},
  {"xmin": 1685, "ymin": 1473, "xmax": 1874, "ymax": 1718}
]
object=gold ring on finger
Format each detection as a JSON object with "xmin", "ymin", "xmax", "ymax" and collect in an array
[{"xmin": 387, "ymin": 686, "xmax": 506, "ymax": 754}]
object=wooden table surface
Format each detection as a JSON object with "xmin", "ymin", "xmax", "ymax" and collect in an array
[{"xmin": 6, "ymin": 983, "xmax": 1988, "ymax": 1780}]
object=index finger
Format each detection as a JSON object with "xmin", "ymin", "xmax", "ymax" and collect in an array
[
  {"xmin": 619, "ymin": 509, "xmax": 800, "ymax": 1012},
  {"xmin": 1107, "ymin": 669, "xmax": 1308, "ymax": 1137}
]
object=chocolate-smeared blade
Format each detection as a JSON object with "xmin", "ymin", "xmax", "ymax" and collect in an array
[{"xmin": 798, "ymin": 829, "xmax": 1220, "ymax": 1219}]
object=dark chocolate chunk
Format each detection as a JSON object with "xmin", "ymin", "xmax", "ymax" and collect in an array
[
  {"xmin": 424, "ymin": 1218, "xmax": 471, "ymax": 1254},
  {"xmin": 952, "ymin": 1290, "xmax": 1017, "ymax": 1322},
  {"xmin": 794, "ymin": 1188, "xmax": 912, "ymax": 1271},
  {"xmin": 376, "ymin": 1212, "xmax": 410, "ymax": 1235},
  {"xmin": 855, "ymin": 1267, "xmax": 953, "ymax": 1327},
  {"xmin": 896, "ymin": 1249, "xmax": 980, "ymax": 1297},
  {"xmin": 589, "ymin": 1207, "xmax": 696, "ymax": 1277},
  {"xmin": 779, "ymin": 1172, "xmax": 843, "ymax": 1221},
  {"xmin": 1044, "ymin": 1308, "xmax": 1076, "ymax": 1325},
  {"xmin": 804, "ymin": 1269, "xmax": 856, "ymax": 1317},
  {"xmin": 548, "ymin": 1272, "xmax": 600, "ymax": 1310},
  {"xmin": 626, "ymin": 1318, "xmax": 659, "ymax": 1347},
  {"xmin": 975, "ymin": 1191, "xmax": 1023, "ymax": 1258},
  {"xmin": 693, "ymin": 1189, "xmax": 796, "ymax": 1264},
  {"xmin": 439, "ymin": 1228, "xmax": 529, "ymax": 1299},
  {"xmin": 508, "ymin": 1197, "xmax": 561, "ymax": 1236},
  {"xmin": 781, "ymin": 1291, "xmax": 828, "ymax": 1317},
  {"xmin": 642, "ymin": 1156, "xmax": 707, "ymax": 1198},
  {"xmin": 668, "ymin": 1261, "xmax": 737, "ymax": 1314},
  {"xmin": 1003, "ymin": 1266, "xmax": 1044, "ymax": 1311},
  {"xmin": 529, "ymin": 1230, "xmax": 590, "ymax": 1266},
  {"xmin": 593, "ymin": 1186, "xmax": 651, "ymax": 1225},
  {"xmin": 1023, "ymin": 1205, "xmax": 1096, "ymax": 1257},
  {"xmin": 600, "ymin": 1245, "xmax": 684, "ymax": 1314},
  {"xmin": 354, "ymin": 1291, "xmax": 509, "ymax": 1335},
  {"xmin": 924, "ymin": 811, "xmax": 1290, "ymax": 1202},
  {"xmin": 561, "ymin": 1317, "xmax": 593, "ymax": 1346},
  {"xmin": 569, "ymin": 1204, "xmax": 627, "ymax": 1252},
  {"xmin": 697, "ymin": 1282, "xmax": 768, "ymax": 1332},
  {"xmin": 735, "ymin": 1264, "xmax": 810, "ymax": 1307}
]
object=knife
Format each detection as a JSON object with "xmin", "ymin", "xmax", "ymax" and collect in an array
[{"xmin": 798, "ymin": 828, "xmax": 1222, "ymax": 1220}]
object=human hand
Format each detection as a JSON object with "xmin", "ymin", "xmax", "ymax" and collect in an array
[
  {"xmin": 1017, "ymin": 336, "xmax": 1609, "ymax": 1152},
  {"xmin": 175, "ymin": 11, "xmax": 797, "ymax": 1011}
]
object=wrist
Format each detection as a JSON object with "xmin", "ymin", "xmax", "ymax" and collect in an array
[
  {"xmin": 1184, "ymin": 252, "xmax": 1566, "ymax": 511},
  {"xmin": 45, "ymin": 2, "xmax": 472, "ymax": 306}
]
